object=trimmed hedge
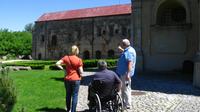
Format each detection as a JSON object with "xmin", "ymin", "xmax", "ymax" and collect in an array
[
  {"xmin": 4, "ymin": 60, "xmax": 56, "ymax": 66},
  {"xmin": 3, "ymin": 60, "xmax": 55, "ymax": 70},
  {"xmin": 30, "ymin": 65, "xmax": 45, "ymax": 70},
  {"xmin": 4, "ymin": 59, "xmax": 118, "ymax": 70}
]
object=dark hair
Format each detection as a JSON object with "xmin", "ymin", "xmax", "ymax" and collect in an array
[{"xmin": 97, "ymin": 60, "xmax": 107, "ymax": 70}]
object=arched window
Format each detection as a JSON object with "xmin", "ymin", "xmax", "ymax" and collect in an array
[
  {"xmin": 97, "ymin": 27, "xmax": 102, "ymax": 36},
  {"xmin": 102, "ymin": 30, "xmax": 106, "ymax": 35},
  {"xmin": 108, "ymin": 50, "xmax": 115, "ymax": 58},
  {"xmin": 96, "ymin": 50, "xmax": 102, "ymax": 59},
  {"xmin": 83, "ymin": 50, "xmax": 90, "ymax": 59},
  {"xmin": 109, "ymin": 25, "xmax": 114, "ymax": 37},
  {"xmin": 52, "ymin": 35, "xmax": 57, "ymax": 46},
  {"xmin": 157, "ymin": 1, "xmax": 186, "ymax": 26},
  {"xmin": 41, "ymin": 35, "xmax": 45, "ymax": 42},
  {"xmin": 122, "ymin": 27, "xmax": 127, "ymax": 36},
  {"xmin": 38, "ymin": 53, "xmax": 41, "ymax": 60}
]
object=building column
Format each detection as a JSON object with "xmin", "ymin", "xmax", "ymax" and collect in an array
[
  {"xmin": 193, "ymin": 1, "xmax": 200, "ymax": 88},
  {"xmin": 131, "ymin": 0, "xmax": 144, "ymax": 71}
]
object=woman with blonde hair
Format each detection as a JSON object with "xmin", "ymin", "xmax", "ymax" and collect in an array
[{"xmin": 56, "ymin": 45, "xmax": 83, "ymax": 112}]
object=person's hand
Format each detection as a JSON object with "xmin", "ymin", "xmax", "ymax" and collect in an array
[{"xmin": 118, "ymin": 46, "xmax": 124, "ymax": 53}]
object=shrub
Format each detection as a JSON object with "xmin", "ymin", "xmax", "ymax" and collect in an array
[
  {"xmin": 49, "ymin": 65, "xmax": 60, "ymax": 70},
  {"xmin": 106, "ymin": 59, "xmax": 118, "ymax": 67},
  {"xmin": 0, "ymin": 66, "xmax": 17, "ymax": 112},
  {"xmin": 83, "ymin": 60, "xmax": 98, "ymax": 68},
  {"xmin": 30, "ymin": 65, "xmax": 45, "ymax": 70},
  {"xmin": 49, "ymin": 65, "xmax": 66, "ymax": 70}
]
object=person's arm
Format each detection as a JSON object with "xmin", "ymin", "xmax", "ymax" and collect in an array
[
  {"xmin": 126, "ymin": 61, "xmax": 133, "ymax": 81},
  {"xmin": 78, "ymin": 66, "xmax": 83, "ymax": 77},
  {"xmin": 114, "ymin": 73, "xmax": 122, "ymax": 92},
  {"xmin": 56, "ymin": 60, "xmax": 64, "ymax": 70}
]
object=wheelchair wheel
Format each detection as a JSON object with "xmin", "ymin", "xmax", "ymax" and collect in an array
[
  {"xmin": 113, "ymin": 93, "xmax": 124, "ymax": 112},
  {"xmin": 94, "ymin": 94, "xmax": 102, "ymax": 112}
]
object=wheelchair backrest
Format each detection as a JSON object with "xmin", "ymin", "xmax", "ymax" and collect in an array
[{"xmin": 91, "ymin": 80, "xmax": 115, "ymax": 97}]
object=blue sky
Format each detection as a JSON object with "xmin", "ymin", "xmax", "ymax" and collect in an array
[{"xmin": 0, "ymin": 0, "xmax": 131, "ymax": 31}]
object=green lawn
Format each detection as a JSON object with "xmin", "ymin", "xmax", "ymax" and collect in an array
[{"xmin": 9, "ymin": 70, "xmax": 66, "ymax": 112}]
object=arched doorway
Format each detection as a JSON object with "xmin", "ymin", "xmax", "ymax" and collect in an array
[
  {"xmin": 38, "ymin": 53, "xmax": 42, "ymax": 60},
  {"xmin": 83, "ymin": 50, "xmax": 90, "ymax": 59},
  {"xmin": 108, "ymin": 50, "xmax": 115, "ymax": 58},
  {"xmin": 96, "ymin": 50, "xmax": 102, "ymax": 59}
]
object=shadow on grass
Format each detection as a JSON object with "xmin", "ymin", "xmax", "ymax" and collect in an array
[{"xmin": 36, "ymin": 107, "xmax": 66, "ymax": 112}]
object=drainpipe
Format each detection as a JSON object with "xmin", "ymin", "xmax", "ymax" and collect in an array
[
  {"xmin": 92, "ymin": 18, "xmax": 94, "ymax": 59},
  {"xmin": 44, "ymin": 21, "xmax": 47, "ymax": 60},
  {"xmin": 131, "ymin": 0, "xmax": 134, "ymax": 47}
]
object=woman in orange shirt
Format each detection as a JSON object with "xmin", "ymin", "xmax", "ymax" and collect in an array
[{"xmin": 56, "ymin": 45, "xmax": 83, "ymax": 112}]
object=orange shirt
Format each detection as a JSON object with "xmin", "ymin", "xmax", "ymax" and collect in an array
[{"xmin": 61, "ymin": 55, "xmax": 83, "ymax": 81}]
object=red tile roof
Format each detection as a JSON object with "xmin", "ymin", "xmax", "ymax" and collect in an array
[{"xmin": 37, "ymin": 4, "xmax": 131, "ymax": 22}]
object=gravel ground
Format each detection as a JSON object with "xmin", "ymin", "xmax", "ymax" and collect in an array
[{"xmin": 76, "ymin": 71, "xmax": 200, "ymax": 112}]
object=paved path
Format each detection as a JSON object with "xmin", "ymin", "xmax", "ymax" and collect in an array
[{"xmin": 76, "ymin": 72, "xmax": 200, "ymax": 112}]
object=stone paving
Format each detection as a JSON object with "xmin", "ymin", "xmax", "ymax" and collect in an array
[{"xmin": 76, "ymin": 72, "xmax": 200, "ymax": 112}]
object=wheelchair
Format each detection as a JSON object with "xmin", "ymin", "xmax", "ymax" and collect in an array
[{"xmin": 88, "ymin": 80, "xmax": 124, "ymax": 112}]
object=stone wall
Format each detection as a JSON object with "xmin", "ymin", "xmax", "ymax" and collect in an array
[
  {"xmin": 132, "ymin": 0, "xmax": 198, "ymax": 71},
  {"xmin": 33, "ymin": 15, "xmax": 131, "ymax": 60}
]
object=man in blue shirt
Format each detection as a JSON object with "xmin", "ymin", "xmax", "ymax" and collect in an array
[{"xmin": 116, "ymin": 39, "xmax": 136, "ymax": 109}]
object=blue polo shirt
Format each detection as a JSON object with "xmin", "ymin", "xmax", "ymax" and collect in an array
[{"xmin": 116, "ymin": 46, "xmax": 136, "ymax": 77}]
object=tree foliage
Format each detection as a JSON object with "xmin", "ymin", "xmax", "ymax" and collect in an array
[
  {"xmin": 24, "ymin": 23, "xmax": 35, "ymax": 33},
  {"xmin": 0, "ymin": 29, "xmax": 32, "ymax": 56}
]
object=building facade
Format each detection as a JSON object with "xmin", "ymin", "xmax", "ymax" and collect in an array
[
  {"xmin": 33, "ymin": 1, "xmax": 200, "ymax": 87},
  {"xmin": 131, "ymin": 0, "xmax": 200, "ymax": 87},
  {"xmin": 32, "ymin": 4, "xmax": 131, "ymax": 60}
]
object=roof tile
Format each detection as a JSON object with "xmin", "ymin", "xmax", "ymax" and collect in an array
[{"xmin": 37, "ymin": 4, "xmax": 131, "ymax": 22}]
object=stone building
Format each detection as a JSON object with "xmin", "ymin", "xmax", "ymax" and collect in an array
[
  {"xmin": 33, "ymin": 1, "xmax": 200, "ymax": 87},
  {"xmin": 32, "ymin": 4, "xmax": 131, "ymax": 60},
  {"xmin": 131, "ymin": 0, "xmax": 200, "ymax": 87}
]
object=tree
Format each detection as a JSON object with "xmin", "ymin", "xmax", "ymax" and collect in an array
[
  {"xmin": 24, "ymin": 23, "xmax": 35, "ymax": 32},
  {"xmin": 0, "ymin": 30, "xmax": 32, "ymax": 56}
]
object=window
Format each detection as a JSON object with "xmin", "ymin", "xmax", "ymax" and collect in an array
[
  {"xmin": 38, "ymin": 53, "xmax": 41, "ymax": 60},
  {"xmin": 157, "ymin": 1, "xmax": 186, "ymax": 26},
  {"xmin": 96, "ymin": 50, "xmax": 101, "ymax": 59},
  {"xmin": 102, "ymin": 30, "xmax": 106, "ymax": 35},
  {"xmin": 122, "ymin": 27, "xmax": 127, "ymax": 36},
  {"xmin": 97, "ymin": 27, "xmax": 102, "ymax": 36},
  {"xmin": 109, "ymin": 25, "xmax": 114, "ymax": 37},
  {"xmin": 41, "ymin": 35, "xmax": 44, "ymax": 42},
  {"xmin": 115, "ymin": 29, "xmax": 119, "ymax": 34},
  {"xmin": 68, "ymin": 33, "xmax": 72, "ymax": 42},
  {"xmin": 52, "ymin": 35, "xmax": 57, "ymax": 46},
  {"xmin": 108, "ymin": 50, "xmax": 115, "ymax": 58}
]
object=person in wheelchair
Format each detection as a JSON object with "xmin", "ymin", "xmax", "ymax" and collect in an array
[{"xmin": 88, "ymin": 60, "xmax": 122, "ymax": 110}]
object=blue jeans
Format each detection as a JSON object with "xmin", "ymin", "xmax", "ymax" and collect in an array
[{"xmin": 65, "ymin": 80, "xmax": 80, "ymax": 112}]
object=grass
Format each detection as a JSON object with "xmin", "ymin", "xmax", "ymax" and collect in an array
[{"xmin": 9, "ymin": 70, "xmax": 66, "ymax": 112}]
